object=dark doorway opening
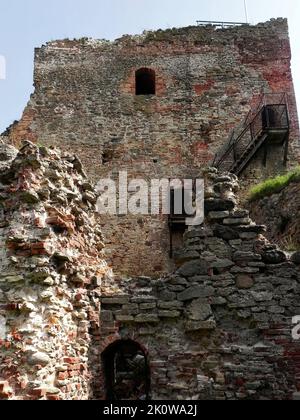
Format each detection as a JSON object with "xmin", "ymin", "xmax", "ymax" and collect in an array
[
  {"xmin": 262, "ymin": 106, "xmax": 277, "ymax": 129},
  {"xmin": 135, "ymin": 68, "xmax": 156, "ymax": 95},
  {"xmin": 102, "ymin": 340, "xmax": 150, "ymax": 400},
  {"xmin": 168, "ymin": 186, "xmax": 194, "ymax": 258}
]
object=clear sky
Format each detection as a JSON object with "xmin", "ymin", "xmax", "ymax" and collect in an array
[{"xmin": 0, "ymin": 0, "xmax": 299, "ymax": 132}]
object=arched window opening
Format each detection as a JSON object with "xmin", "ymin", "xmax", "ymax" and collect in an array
[
  {"xmin": 135, "ymin": 68, "xmax": 156, "ymax": 96},
  {"xmin": 102, "ymin": 340, "xmax": 150, "ymax": 400}
]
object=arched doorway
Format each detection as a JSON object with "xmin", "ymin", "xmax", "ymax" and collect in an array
[{"xmin": 102, "ymin": 340, "xmax": 150, "ymax": 400}]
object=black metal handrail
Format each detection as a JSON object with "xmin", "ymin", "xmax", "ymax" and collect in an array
[
  {"xmin": 244, "ymin": 90, "xmax": 264, "ymax": 127},
  {"xmin": 213, "ymin": 92, "xmax": 290, "ymax": 174},
  {"xmin": 212, "ymin": 130, "xmax": 235, "ymax": 167}
]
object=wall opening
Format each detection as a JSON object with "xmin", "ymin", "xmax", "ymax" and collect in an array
[
  {"xmin": 101, "ymin": 339, "xmax": 150, "ymax": 400},
  {"xmin": 135, "ymin": 68, "xmax": 156, "ymax": 95},
  {"xmin": 261, "ymin": 106, "xmax": 285, "ymax": 129},
  {"xmin": 168, "ymin": 186, "xmax": 192, "ymax": 257},
  {"xmin": 102, "ymin": 149, "xmax": 114, "ymax": 164}
]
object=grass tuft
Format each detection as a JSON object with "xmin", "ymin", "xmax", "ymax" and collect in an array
[
  {"xmin": 281, "ymin": 235, "xmax": 300, "ymax": 252},
  {"xmin": 248, "ymin": 167, "xmax": 300, "ymax": 202}
]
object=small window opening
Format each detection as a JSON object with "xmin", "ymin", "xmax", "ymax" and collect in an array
[
  {"xmin": 102, "ymin": 149, "xmax": 114, "ymax": 164},
  {"xmin": 135, "ymin": 68, "xmax": 156, "ymax": 96}
]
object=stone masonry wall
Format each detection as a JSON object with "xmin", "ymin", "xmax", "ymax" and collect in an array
[
  {"xmin": 99, "ymin": 169, "xmax": 300, "ymax": 400},
  {"xmin": 249, "ymin": 178, "xmax": 300, "ymax": 250},
  {"xmin": 0, "ymin": 141, "xmax": 113, "ymax": 400},
  {"xmin": 5, "ymin": 18, "xmax": 300, "ymax": 277},
  {"xmin": 0, "ymin": 142, "xmax": 299, "ymax": 400}
]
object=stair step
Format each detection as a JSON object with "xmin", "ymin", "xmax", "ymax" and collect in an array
[{"xmin": 231, "ymin": 134, "xmax": 268, "ymax": 174}]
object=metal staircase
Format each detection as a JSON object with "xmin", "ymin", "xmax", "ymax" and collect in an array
[{"xmin": 213, "ymin": 93, "xmax": 290, "ymax": 176}]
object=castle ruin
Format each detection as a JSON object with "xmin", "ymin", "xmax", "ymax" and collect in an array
[{"xmin": 1, "ymin": 18, "xmax": 300, "ymax": 400}]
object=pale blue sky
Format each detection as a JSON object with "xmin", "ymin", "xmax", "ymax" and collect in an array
[{"xmin": 0, "ymin": 0, "xmax": 299, "ymax": 132}]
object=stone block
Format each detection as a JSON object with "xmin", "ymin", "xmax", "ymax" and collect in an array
[
  {"xmin": 27, "ymin": 352, "xmax": 51, "ymax": 367},
  {"xmin": 158, "ymin": 290, "xmax": 176, "ymax": 301},
  {"xmin": 291, "ymin": 252, "xmax": 300, "ymax": 265},
  {"xmin": 205, "ymin": 198, "xmax": 235, "ymax": 213},
  {"xmin": 210, "ymin": 259, "xmax": 234, "ymax": 270},
  {"xmin": 140, "ymin": 303, "xmax": 157, "ymax": 310},
  {"xmin": 223, "ymin": 218, "xmax": 251, "ymax": 226},
  {"xmin": 233, "ymin": 251, "xmax": 262, "ymax": 262},
  {"xmin": 251, "ymin": 291, "xmax": 273, "ymax": 302},
  {"xmin": 208, "ymin": 211, "xmax": 230, "ymax": 220},
  {"xmin": 213, "ymin": 225, "xmax": 240, "ymax": 241},
  {"xmin": 101, "ymin": 296, "xmax": 129, "ymax": 305},
  {"xmin": 158, "ymin": 310, "xmax": 181, "ymax": 318},
  {"xmin": 178, "ymin": 286, "xmax": 215, "ymax": 301},
  {"xmin": 115, "ymin": 315, "xmax": 135, "ymax": 322},
  {"xmin": 158, "ymin": 301, "xmax": 183, "ymax": 309},
  {"xmin": 135, "ymin": 314, "xmax": 159, "ymax": 323},
  {"xmin": 262, "ymin": 250, "xmax": 287, "ymax": 264},
  {"xmin": 186, "ymin": 299, "xmax": 212, "ymax": 321},
  {"xmin": 235, "ymin": 275, "xmax": 254, "ymax": 289},
  {"xmin": 177, "ymin": 260, "xmax": 209, "ymax": 277},
  {"xmin": 131, "ymin": 296, "xmax": 157, "ymax": 304},
  {"xmin": 185, "ymin": 320, "xmax": 216, "ymax": 332}
]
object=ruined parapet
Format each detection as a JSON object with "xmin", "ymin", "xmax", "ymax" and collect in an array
[
  {"xmin": 0, "ymin": 141, "xmax": 112, "ymax": 400},
  {"xmin": 99, "ymin": 169, "xmax": 300, "ymax": 400}
]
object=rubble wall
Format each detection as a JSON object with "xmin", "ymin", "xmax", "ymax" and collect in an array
[
  {"xmin": 249, "ymin": 179, "xmax": 300, "ymax": 250},
  {"xmin": 0, "ymin": 141, "xmax": 112, "ymax": 400},
  {"xmin": 0, "ymin": 143, "xmax": 299, "ymax": 400},
  {"xmin": 99, "ymin": 170, "xmax": 300, "ymax": 400}
]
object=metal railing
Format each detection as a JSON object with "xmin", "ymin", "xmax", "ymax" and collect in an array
[
  {"xmin": 213, "ymin": 93, "xmax": 290, "ymax": 174},
  {"xmin": 196, "ymin": 21, "xmax": 249, "ymax": 28}
]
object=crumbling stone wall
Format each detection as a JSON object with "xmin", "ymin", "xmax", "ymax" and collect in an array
[
  {"xmin": 6, "ymin": 18, "xmax": 300, "ymax": 277},
  {"xmin": 0, "ymin": 141, "xmax": 113, "ymax": 400},
  {"xmin": 249, "ymin": 179, "xmax": 300, "ymax": 251},
  {"xmin": 99, "ymin": 169, "xmax": 300, "ymax": 400},
  {"xmin": 0, "ymin": 142, "xmax": 299, "ymax": 400}
]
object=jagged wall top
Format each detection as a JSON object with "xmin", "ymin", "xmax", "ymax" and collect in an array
[{"xmin": 38, "ymin": 18, "xmax": 289, "ymax": 51}]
